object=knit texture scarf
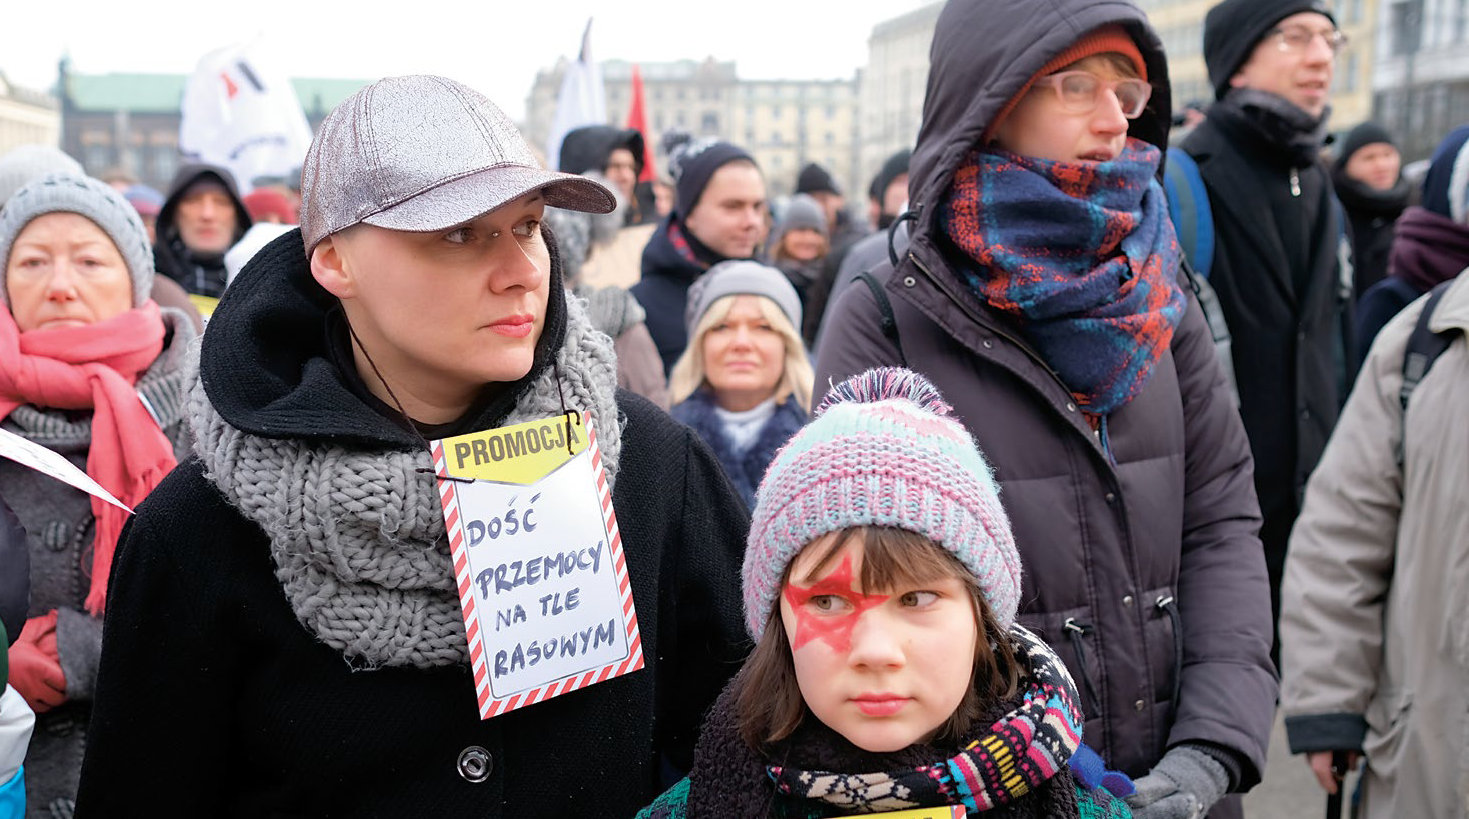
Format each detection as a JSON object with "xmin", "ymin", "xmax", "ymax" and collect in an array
[
  {"xmin": 941, "ymin": 139, "xmax": 1185, "ymax": 416},
  {"xmin": 767, "ymin": 625, "xmax": 1086, "ymax": 814},
  {"xmin": 188, "ymin": 295, "xmax": 622, "ymax": 669},
  {"xmin": 0, "ymin": 301, "xmax": 175, "ymax": 614}
]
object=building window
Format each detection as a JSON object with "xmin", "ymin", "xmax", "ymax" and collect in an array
[
  {"xmin": 825, "ymin": 131, "xmax": 835, "ymax": 145},
  {"xmin": 773, "ymin": 105, "xmax": 782, "ymax": 119},
  {"xmin": 701, "ymin": 112, "xmax": 719, "ymax": 134},
  {"xmin": 1390, "ymin": 0, "xmax": 1424, "ymax": 56}
]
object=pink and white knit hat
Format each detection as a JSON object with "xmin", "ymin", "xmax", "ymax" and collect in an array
[{"xmin": 743, "ymin": 368, "xmax": 1022, "ymax": 638}]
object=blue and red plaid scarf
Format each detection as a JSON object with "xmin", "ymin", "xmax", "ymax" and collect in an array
[{"xmin": 941, "ymin": 138, "xmax": 1185, "ymax": 417}]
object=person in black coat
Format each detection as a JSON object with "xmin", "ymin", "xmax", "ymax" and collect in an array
[
  {"xmin": 75, "ymin": 76, "xmax": 751, "ymax": 818},
  {"xmin": 1180, "ymin": 0, "xmax": 1351, "ymax": 655},
  {"xmin": 632, "ymin": 140, "xmax": 768, "ymax": 374},
  {"xmin": 1332, "ymin": 122, "xmax": 1411, "ymax": 298},
  {"xmin": 152, "ymin": 163, "xmax": 252, "ymax": 300}
]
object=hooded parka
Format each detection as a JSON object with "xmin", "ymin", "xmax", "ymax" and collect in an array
[
  {"xmin": 814, "ymin": 1, "xmax": 1276, "ymax": 813},
  {"xmin": 1280, "ymin": 273, "xmax": 1469, "ymax": 818},
  {"xmin": 153, "ymin": 163, "xmax": 252, "ymax": 299}
]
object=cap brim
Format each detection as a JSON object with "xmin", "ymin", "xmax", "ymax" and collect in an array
[{"xmin": 360, "ymin": 165, "xmax": 616, "ymax": 234}]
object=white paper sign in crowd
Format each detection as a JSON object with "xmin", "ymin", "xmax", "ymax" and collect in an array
[
  {"xmin": 0, "ymin": 426, "xmax": 132, "ymax": 512},
  {"xmin": 431, "ymin": 412, "xmax": 643, "ymax": 719}
]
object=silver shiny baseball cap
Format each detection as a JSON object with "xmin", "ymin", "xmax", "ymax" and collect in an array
[{"xmin": 299, "ymin": 75, "xmax": 616, "ymax": 256}]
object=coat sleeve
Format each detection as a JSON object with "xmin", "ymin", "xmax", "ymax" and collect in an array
[
  {"xmin": 1278, "ymin": 304, "xmax": 1413, "ymax": 754},
  {"xmin": 813, "ymin": 268, "xmax": 905, "ymax": 399},
  {"xmin": 655, "ymin": 426, "xmax": 752, "ymax": 774},
  {"xmin": 74, "ymin": 492, "xmax": 236, "ymax": 814},
  {"xmin": 1166, "ymin": 285, "xmax": 1278, "ymax": 788},
  {"xmin": 0, "ymin": 496, "xmax": 26, "ymax": 651},
  {"xmin": 616, "ymin": 323, "xmax": 672, "ymax": 411}
]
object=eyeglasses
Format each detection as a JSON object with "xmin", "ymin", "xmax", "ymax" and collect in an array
[
  {"xmin": 1270, "ymin": 25, "xmax": 1350, "ymax": 54},
  {"xmin": 1031, "ymin": 71, "xmax": 1153, "ymax": 119}
]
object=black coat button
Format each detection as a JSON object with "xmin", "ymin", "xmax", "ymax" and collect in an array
[{"xmin": 457, "ymin": 746, "xmax": 492, "ymax": 783}]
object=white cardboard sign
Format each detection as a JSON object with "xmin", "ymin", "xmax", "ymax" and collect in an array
[{"xmin": 0, "ymin": 426, "xmax": 132, "ymax": 512}]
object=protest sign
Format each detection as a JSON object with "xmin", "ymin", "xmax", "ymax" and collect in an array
[
  {"xmin": 431, "ymin": 412, "xmax": 642, "ymax": 719},
  {"xmin": 0, "ymin": 427, "xmax": 132, "ymax": 512}
]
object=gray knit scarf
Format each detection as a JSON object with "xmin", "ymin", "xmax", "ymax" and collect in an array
[{"xmin": 187, "ymin": 296, "xmax": 622, "ymax": 669}]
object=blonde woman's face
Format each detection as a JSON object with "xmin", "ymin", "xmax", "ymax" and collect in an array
[
  {"xmin": 779, "ymin": 532, "xmax": 979, "ymax": 753},
  {"xmin": 701, "ymin": 295, "xmax": 786, "ymax": 412}
]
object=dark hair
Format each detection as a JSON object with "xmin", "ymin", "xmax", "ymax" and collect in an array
[{"xmin": 735, "ymin": 526, "xmax": 1020, "ymax": 749}]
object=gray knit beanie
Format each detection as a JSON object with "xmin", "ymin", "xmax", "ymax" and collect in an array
[
  {"xmin": 684, "ymin": 259, "xmax": 802, "ymax": 338},
  {"xmin": 775, "ymin": 193, "xmax": 829, "ymax": 242},
  {"xmin": 0, "ymin": 145, "xmax": 84, "ymax": 206},
  {"xmin": 0, "ymin": 174, "xmax": 155, "ymax": 309}
]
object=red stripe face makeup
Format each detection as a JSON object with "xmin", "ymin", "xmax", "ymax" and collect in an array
[{"xmin": 782, "ymin": 553, "xmax": 890, "ymax": 653}]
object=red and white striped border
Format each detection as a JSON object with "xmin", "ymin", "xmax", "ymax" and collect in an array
[{"xmin": 432, "ymin": 413, "xmax": 644, "ymax": 720}]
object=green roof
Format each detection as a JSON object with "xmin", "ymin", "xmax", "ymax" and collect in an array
[{"xmin": 66, "ymin": 72, "xmax": 369, "ymax": 115}]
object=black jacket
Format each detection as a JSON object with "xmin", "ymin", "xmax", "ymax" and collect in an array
[
  {"xmin": 1181, "ymin": 106, "xmax": 1345, "ymax": 605},
  {"xmin": 0, "ymin": 495, "xmax": 25, "ymax": 654},
  {"xmin": 153, "ymin": 163, "xmax": 252, "ymax": 298},
  {"xmin": 1332, "ymin": 167, "xmax": 1410, "ymax": 298},
  {"xmin": 75, "ymin": 230, "xmax": 751, "ymax": 818},
  {"xmin": 632, "ymin": 218, "xmax": 708, "ymax": 374}
]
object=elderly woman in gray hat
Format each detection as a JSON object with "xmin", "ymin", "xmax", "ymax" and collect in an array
[
  {"xmin": 0, "ymin": 174, "xmax": 197, "ymax": 815},
  {"xmin": 668, "ymin": 260, "xmax": 813, "ymax": 509},
  {"xmin": 75, "ymin": 76, "xmax": 750, "ymax": 818}
]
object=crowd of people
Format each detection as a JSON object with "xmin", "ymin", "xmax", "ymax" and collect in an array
[{"xmin": 0, "ymin": 0, "xmax": 1466, "ymax": 816}]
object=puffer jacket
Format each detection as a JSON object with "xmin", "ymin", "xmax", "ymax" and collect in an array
[
  {"xmin": 813, "ymin": 1, "xmax": 1276, "ymax": 814},
  {"xmin": 1280, "ymin": 273, "xmax": 1469, "ymax": 818}
]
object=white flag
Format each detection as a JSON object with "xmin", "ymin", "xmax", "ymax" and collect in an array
[
  {"xmin": 545, "ymin": 19, "xmax": 608, "ymax": 170},
  {"xmin": 179, "ymin": 42, "xmax": 313, "ymax": 194}
]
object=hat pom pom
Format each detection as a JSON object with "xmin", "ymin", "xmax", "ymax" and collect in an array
[{"xmin": 816, "ymin": 367, "xmax": 954, "ymax": 417}]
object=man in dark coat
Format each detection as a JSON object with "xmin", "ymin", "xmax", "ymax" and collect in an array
[
  {"xmin": 816, "ymin": 0, "xmax": 1276, "ymax": 816},
  {"xmin": 631, "ymin": 140, "xmax": 767, "ymax": 373},
  {"xmin": 1179, "ymin": 0, "xmax": 1348, "ymax": 656},
  {"xmin": 153, "ymin": 163, "xmax": 252, "ymax": 299}
]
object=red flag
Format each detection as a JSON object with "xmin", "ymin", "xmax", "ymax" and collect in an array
[{"xmin": 626, "ymin": 64, "xmax": 656, "ymax": 183}]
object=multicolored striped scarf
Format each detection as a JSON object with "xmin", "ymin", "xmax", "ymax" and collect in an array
[
  {"xmin": 767, "ymin": 625, "xmax": 1091, "ymax": 813},
  {"xmin": 941, "ymin": 138, "xmax": 1185, "ymax": 417}
]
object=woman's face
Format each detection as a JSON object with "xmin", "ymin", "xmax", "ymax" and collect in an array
[
  {"xmin": 318, "ymin": 193, "xmax": 551, "ymax": 409},
  {"xmin": 779, "ymin": 532, "xmax": 979, "ymax": 753},
  {"xmin": 780, "ymin": 228, "xmax": 826, "ymax": 263},
  {"xmin": 6, "ymin": 212, "xmax": 133, "ymax": 332},
  {"xmin": 701, "ymin": 295, "xmax": 787, "ymax": 412},
  {"xmin": 992, "ymin": 55, "xmax": 1137, "ymax": 163}
]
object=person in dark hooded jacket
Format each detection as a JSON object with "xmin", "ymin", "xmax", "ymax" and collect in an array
[
  {"xmin": 816, "ymin": 1, "xmax": 1275, "ymax": 817},
  {"xmin": 1332, "ymin": 122, "xmax": 1411, "ymax": 298},
  {"xmin": 558, "ymin": 125, "xmax": 657, "ymax": 227},
  {"xmin": 152, "ymin": 163, "xmax": 252, "ymax": 301}
]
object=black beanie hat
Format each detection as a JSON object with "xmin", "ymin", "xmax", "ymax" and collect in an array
[
  {"xmin": 869, "ymin": 148, "xmax": 912, "ymax": 203},
  {"xmin": 1334, "ymin": 122, "xmax": 1397, "ymax": 169},
  {"xmin": 796, "ymin": 162, "xmax": 841, "ymax": 196},
  {"xmin": 672, "ymin": 140, "xmax": 756, "ymax": 215},
  {"xmin": 1204, "ymin": 0, "xmax": 1336, "ymax": 101}
]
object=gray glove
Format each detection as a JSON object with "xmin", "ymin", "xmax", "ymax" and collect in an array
[{"xmin": 1125, "ymin": 746, "xmax": 1230, "ymax": 819}]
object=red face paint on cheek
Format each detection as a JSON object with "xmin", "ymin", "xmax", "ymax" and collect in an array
[{"xmin": 782, "ymin": 553, "xmax": 890, "ymax": 653}]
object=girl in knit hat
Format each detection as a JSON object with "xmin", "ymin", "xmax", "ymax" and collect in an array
[{"xmin": 641, "ymin": 368, "xmax": 1134, "ymax": 818}]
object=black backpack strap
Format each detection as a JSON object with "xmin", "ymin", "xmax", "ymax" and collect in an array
[
  {"xmin": 854, "ymin": 270, "xmax": 907, "ymax": 368},
  {"xmin": 1398, "ymin": 280, "xmax": 1459, "ymax": 464}
]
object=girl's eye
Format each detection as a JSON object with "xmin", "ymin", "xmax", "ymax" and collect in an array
[
  {"xmin": 810, "ymin": 595, "xmax": 851, "ymax": 613},
  {"xmin": 512, "ymin": 218, "xmax": 541, "ymax": 239},
  {"xmin": 899, "ymin": 590, "xmax": 939, "ymax": 608},
  {"xmin": 444, "ymin": 227, "xmax": 472, "ymax": 244}
]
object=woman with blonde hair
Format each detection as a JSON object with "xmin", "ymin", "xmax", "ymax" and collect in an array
[{"xmin": 670, "ymin": 260, "xmax": 813, "ymax": 508}]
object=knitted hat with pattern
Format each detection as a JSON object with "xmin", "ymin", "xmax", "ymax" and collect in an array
[
  {"xmin": 743, "ymin": 368, "xmax": 1022, "ymax": 638},
  {"xmin": 0, "ymin": 174, "xmax": 155, "ymax": 309}
]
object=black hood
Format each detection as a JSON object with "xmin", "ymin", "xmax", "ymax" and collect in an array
[
  {"xmin": 156, "ymin": 162, "xmax": 253, "ymax": 245},
  {"xmin": 199, "ymin": 227, "xmax": 569, "ymax": 451},
  {"xmin": 908, "ymin": 0, "xmax": 1172, "ymax": 244},
  {"xmin": 558, "ymin": 126, "xmax": 646, "ymax": 177}
]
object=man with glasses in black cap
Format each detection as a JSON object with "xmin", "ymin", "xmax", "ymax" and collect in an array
[{"xmin": 1177, "ymin": 0, "xmax": 1350, "ymax": 666}]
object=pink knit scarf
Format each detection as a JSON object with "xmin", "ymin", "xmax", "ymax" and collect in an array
[{"xmin": 0, "ymin": 301, "xmax": 173, "ymax": 614}]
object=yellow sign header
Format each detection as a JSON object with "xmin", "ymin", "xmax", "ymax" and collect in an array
[{"xmin": 439, "ymin": 415, "xmax": 588, "ymax": 485}]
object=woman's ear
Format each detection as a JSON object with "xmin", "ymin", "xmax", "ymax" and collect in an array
[{"xmin": 310, "ymin": 235, "xmax": 354, "ymax": 299}]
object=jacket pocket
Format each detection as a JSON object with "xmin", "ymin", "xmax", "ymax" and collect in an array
[
  {"xmin": 1361, "ymin": 688, "xmax": 1412, "ymax": 762},
  {"xmin": 1017, "ymin": 605, "xmax": 1102, "ymax": 723},
  {"xmin": 1141, "ymin": 584, "xmax": 1182, "ymax": 714}
]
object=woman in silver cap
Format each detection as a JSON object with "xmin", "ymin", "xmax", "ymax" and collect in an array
[{"xmin": 75, "ymin": 76, "xmax": 750, "ymax": 817}]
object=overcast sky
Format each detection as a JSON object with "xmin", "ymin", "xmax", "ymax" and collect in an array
[{"xmin": 1, "ymin": 0, "xmax": 934, "ymax": 121}]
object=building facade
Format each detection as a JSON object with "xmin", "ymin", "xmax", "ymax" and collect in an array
[
  {"xmin": 859, "ymin": 2, "xmax": 941, "ymax": 203},
  {"xmin": 58, "ymin": 61, "xmax": 368, "ymax": 190},
  {"xmin": 1373, "ymin": 0, "xmax": 1469, "ymax": 160},
  {"xmin": 525, "ymin": 58, "xmax": 860, "ymax": 200},
  {"xmin": 0, "ymin": 72, "xmax": 61, "ymax": 156}
]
